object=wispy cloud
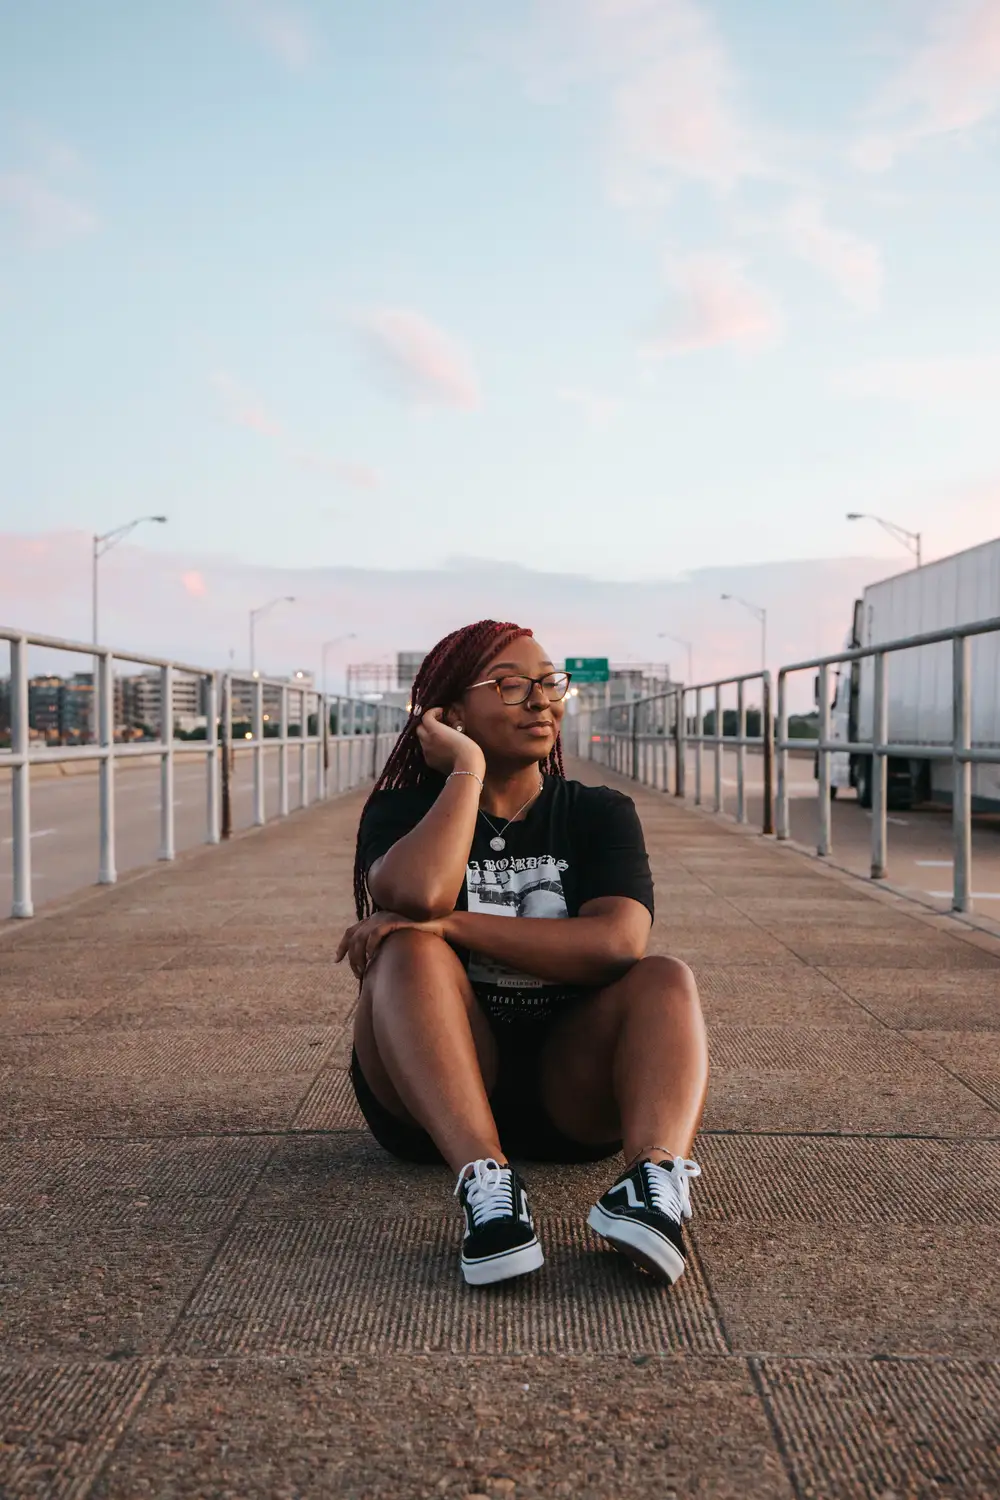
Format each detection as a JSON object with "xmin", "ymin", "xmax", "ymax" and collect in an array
[
  {"xmin": 853, "ymin": 0, "xmax": 1000, "ymax": 170},
  {"xmin": 357, "ymin": 307, "xmax": 481, "ymax": 409},
  {"xmin": 211, "ymin": 371, "xmax": 285, "ymax": 437},
  {"xmin": 557, "ymin": 386, "xmax": 621, "ymax": 428},
  {"xmin": 526, "ymin": 0, "xmax": 761, "ymax": 201},
  {"xmin": 643, "ymin": 253, "xmax": 779, "ymax": 357},
  {"xmin": 289, "ymin": 450, "xmax": 381, "ymax": 490},
  {"xmin": 779, "ymin": 197, "xmax": 883, "ymax": 311},
  {"xmin": 0, "ymin": 171, "xmax": 98, "ymax": 248},
  {"xmin": 222, "ymin": 0, "xmax": 314, "ymax": 69},
  {"xmin": 211, "ymin": 370, "xmax": 380, "ymax": 488},
  {"xmin": 835, "ymin": 355, "xmax": 1000, "ymax": 402}
]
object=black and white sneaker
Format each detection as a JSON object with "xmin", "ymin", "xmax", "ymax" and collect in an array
[
  {"xmin": 454, "ymin": 1158, "xmax": 544, "ymax": 1286},
  {"xmin": 587, "ymin": 1156, "xmax": 701, "ymax": 1284}
]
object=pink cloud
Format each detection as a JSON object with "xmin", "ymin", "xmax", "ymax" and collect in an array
[
  {"xmin": 181, "ymin": 570, "xmax": 208, "ymax": 598},
  {"xmin": 211, "ymin": 371, "xmax": 285, "ymax": 438},
  {"xmin": 520, "ymin": 0, "xmax": 761, "ymax": 201},
  {"xmin": 290, "ymin": 450, "xmax": 382, "ymax": 490},
  {"xmin": 853, "ymin": 0, "xmax": 1000, "ymax": 169},
  {"xmin": 643, "ymin": 253, "xmax": 779, "ymax": 357},
  {"xmin": 0, "ymin": 172, "xmax": 98, "ymax": 247},
  {"xmin": 223, "ymin": 0, "xmax": 313, "ymax": 69},
  {"xmin": 358, "ymin": 308, "xmax": 480, "ymax": 409},
  {"xmin": 780, "ymin": 197, "xmax": 882, "ymax": 311}
]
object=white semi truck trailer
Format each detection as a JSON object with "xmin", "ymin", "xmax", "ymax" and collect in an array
[{"xmin": 828, "ymin": 536, "xmax": 1000, "ymax": 812}]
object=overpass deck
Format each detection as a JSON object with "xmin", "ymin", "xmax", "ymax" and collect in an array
[{"xmin": 2, "ymin": 761, "xmax": 999, "ymax": 1499}]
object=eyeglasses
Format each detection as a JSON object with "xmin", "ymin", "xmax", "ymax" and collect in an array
[{"xmin": 467, "ymin": 671, "xmax": 572, "ymax": 706}]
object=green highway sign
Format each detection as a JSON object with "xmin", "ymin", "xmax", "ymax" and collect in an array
[{"xmin": 565, "ymin": 656, "xmax": 609, "ymax": 684}]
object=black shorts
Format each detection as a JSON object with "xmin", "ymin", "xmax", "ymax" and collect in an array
[{"xmin": 349, "ymin": 1007, "xmax": 621, "ymax": 1166}]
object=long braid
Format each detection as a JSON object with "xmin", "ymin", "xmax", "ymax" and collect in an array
[{"xmin": 352, "ymin": 619, "xmax": 566, "ymax": 918}]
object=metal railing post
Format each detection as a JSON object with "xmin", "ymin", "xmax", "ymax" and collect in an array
[
  {"xmin": 372, "ymin": 703, "xmax": 381, "ymax": 780},
  {"xmin": 98, "ymin": 650, "xmax": 116, "ymax": 884},
  {"xmin": 221, "ymin": 673, "xmax": 232, "ymax": 840},
  {"xmin": 159, "ymin": 663, "xmax": 175, "ymax": 860},
  {"xmin": 762, "ymin": 673, "xmax": 774, "ymax": 836},
  {"xmin": 713, "ymin": 684, "xmax": 723, "ymax": 813},
  {"xmin": 299, "ymin": 688, "xmax": 309, "ymax": 807},
  {"xmin": 736, "ymin": 680, "xmax": 747, "ymax": 824},
  {"xmin": 870, "ymin": 652, "xmax": 888, "ymax": 879},
  {"xmin": 776, "ymin": 672, "xmax": 789, "ymax": 839},
  {"xmin": 279, "ymin": 685, "xmax": 289, "ymax": 815},
  {"xmin": 318, "ymin": 692, "xmax": 328, "ymax": 800},
  {"xmin": 630, "ymin": 703, "xmax": 638, "ymax": 781},
  {"xmin": 694, "ymin": 688, "xmax": 703, "ymax": 806},
  {"xmin": 253, "ymin": 676, "xmax": 265, "ymax": 826},
  {"xmin": 675, "ymin": 688, "xmax": 686, "ymax": 799},
  {"xmin": 952, "ymin": 634, "xmax": 972, "ymax": 913},
  {"xmin": 10, "ymin": 635, "xmax": 33, "ymax": 918},
  {"xmin": 205, "ymin": 673, "xmax": 220, "ymax": 844},
  {"xmin": 816, "ymin": 663, "xmax": 831, "ymax": 856},
  {"xmin": 333, "ymin": 697, "xmax": 343, "ymax": 793}
]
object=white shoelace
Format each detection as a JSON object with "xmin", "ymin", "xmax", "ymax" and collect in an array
[
  {"xmin": 644, "ymin": 1157, "xmax": 701, "ymax": 1222},
  {"xmin": 454, "ymin": 1157, "xmax": 514, "ymax": 1227}
]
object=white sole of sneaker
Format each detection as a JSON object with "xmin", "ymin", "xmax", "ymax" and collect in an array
[
  {"xmin": 587, "ymin": 1205, "xmax": 686, "ymax": 1284},
  {"xmin": 461, "ymin": 1238, "xmax": 544, "ymax": 1286}
]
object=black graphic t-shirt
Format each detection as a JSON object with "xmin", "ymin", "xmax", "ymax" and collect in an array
[{"xmin": 358, "ymin": 777, "xmax": 654, "ymax": 1027}]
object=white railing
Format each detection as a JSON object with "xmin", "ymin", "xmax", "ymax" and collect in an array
[
  {"xmin": 567, "ymin": 670, "xmax": 775, "ymax": 835},
  {"xmin": 777, "ymin": 615, "xmax": 1000, "ymax": 913},
  {"xmin": 1, "ymin": 626, "xmax": 407, "ymax": 919}
]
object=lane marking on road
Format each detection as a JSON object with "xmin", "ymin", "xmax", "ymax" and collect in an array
[
  {"xmin": 864, "ymin": 812, "xmax": 909, "ymax": 826},
  {"xmin": 916, "ymin": 860, "xmax": 953, "ymax": 867},
  {"xmin": 1, "ymin": 829, "xmax": 55, "ymax": 845}
]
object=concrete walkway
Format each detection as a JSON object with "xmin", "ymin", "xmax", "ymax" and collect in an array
[{"xmin": 2, "ymin": 761, "xmax": 999, "ymax": 1499}]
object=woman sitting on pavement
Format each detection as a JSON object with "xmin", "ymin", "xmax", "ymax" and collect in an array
[{"xmin": 337, "ymin": 619, "xmax": 708, "ymax": 1288}]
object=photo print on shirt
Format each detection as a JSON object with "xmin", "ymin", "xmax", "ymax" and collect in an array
[{"xmin": 465, "ymin": 856, "xmax": 569, "ymax": 990}]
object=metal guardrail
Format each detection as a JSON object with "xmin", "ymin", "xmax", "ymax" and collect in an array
[
  {"xmin": 777, "ymin": 614, "xmax": 1000, "ymax": 914},
  {"xmin": 1, "ymin": 626, "xmax": 407, "ymax": 919},
  {"xmin": 568, "ymin": 671, "xmax": 775, "ymax": 836}
]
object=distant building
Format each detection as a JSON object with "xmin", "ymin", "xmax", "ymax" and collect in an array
[
  {"xmin": 28, "ymin": 676, "xmax": 65, "ymax": 739},
  {"xmin": 118, "ymin": 670, "xmax": 204, "ymax": 735},
  {"xmin": 61, "ymin": 673, "xmax": 94, "ymax": 739}
]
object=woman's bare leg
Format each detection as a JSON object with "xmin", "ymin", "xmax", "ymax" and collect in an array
[
  {"xmin": 353, "ymin": 928, "xmax": 503, "ymax": 1173},
  {"xmin": 537, "ymin": 956, "xmax": 708, "ymax": 1163}
]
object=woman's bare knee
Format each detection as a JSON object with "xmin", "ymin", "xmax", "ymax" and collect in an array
[{"xmin": 625, "ymin": 954, "xmax": 700, "ymax": 1002}]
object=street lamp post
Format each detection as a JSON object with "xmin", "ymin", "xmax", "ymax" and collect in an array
[
  {"xmin": 321, "ymin": 632, "xmax": 358, "ymax": 698},
  {"xmin": 658, "ymin": 632, "xmax": 694, "ymax": 684},
  {"xmin": 721, "ymin": 593, "xmax": 767, "ymax": 673},
  {"xmin": 92, "ymin": 515, "xmax": 168, "ymax": 644},
  {"xmin": 249, "ymin": 596, "xmax": 296, "ymax": 675},
  {"xmin": 846, "ymin": 512, "xmax": 922, "ymax": 568}
]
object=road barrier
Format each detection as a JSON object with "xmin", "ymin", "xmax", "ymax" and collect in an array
[
  {"xmin": 1, "ymin": 627, "xmax": 407, "ymax": 919},
  {"xmin": 778, "ymin": 615, "xmax": 1000, "ymax": 914},
  {"xmin": 567, "ymin": 671, "xmax": 775, "ymax": 836}
]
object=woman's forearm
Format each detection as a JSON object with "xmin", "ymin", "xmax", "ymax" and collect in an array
[
  {"xmin": 368, "ymin": 773, "xmax": 482, "ymax": 920},
  {"xmin": 440, "ymin": 909, "xmax": 646, "ymax": 986}
]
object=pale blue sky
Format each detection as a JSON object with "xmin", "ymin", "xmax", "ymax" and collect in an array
[{"xmin": 3, "ymin": 0, "xmax": 999, "ymax": 586}]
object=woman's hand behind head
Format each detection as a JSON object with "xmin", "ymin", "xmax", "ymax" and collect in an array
[{"xmin": 416, "ymin": 707, "xmax": 487, "ymax": 778}]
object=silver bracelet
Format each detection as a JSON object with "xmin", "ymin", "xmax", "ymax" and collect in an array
[{"xmin": 447, "ymin": 770, "xmax": 484, "ymax": 791}]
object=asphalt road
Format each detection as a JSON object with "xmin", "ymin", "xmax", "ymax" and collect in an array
[
  {"xmin": 675, "ymin": 745, "xmax": 1000, "ymax": 921},
  {"xmin": 3, "ymin": 747, "xmax": 999, "ymax": 926},
  {"xmin": 0, "ymin": 748, "xmax": 334, "ymax": 914}
]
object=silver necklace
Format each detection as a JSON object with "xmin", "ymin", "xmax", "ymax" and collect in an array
[{"xmin": 478, "ymin": 776, "xmax": 544, "ymax": 852}]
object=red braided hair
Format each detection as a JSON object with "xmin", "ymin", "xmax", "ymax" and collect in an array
[{"xmin": 353, "ymin": 619, "xmax": 566, "ymax": 918}]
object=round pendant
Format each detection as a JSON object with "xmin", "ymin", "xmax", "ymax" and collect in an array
[{"xmin": 489, "ymin": 836, "xmax": 506, "ymax": 852}]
